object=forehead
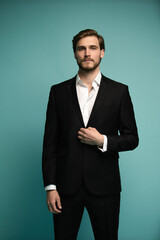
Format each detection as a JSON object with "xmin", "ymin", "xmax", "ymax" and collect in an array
[{"xmin": 77, "ymin": 36, "xmax": 99, "ymax": 47}]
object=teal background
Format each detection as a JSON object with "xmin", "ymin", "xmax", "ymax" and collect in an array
[{"xmin": 1, "ymin": 0, "xmax": 160, "ymax": 239}]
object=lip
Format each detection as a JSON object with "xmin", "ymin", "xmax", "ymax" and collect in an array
[{"xmin": 83, "ymin": 59, "xmax": 93, "ymax": 62}]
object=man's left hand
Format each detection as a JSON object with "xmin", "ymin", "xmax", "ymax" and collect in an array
[{"xmin": 78, "ymin": 127, "xmax": 104, "ymax": 147}]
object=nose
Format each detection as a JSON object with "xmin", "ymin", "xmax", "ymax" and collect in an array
[{"xmin": 85, "ymin": 47, "xmax": 90, "ymax": 57}]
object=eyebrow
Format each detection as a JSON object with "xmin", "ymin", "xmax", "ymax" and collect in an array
[{"xmin": 77, "ymin": 45, "xmax": 99, "ymax": 49}]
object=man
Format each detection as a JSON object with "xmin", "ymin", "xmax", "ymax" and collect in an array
[{"xmin": 42, "ymin": 29, "xmax": 139, "ymax": 240}]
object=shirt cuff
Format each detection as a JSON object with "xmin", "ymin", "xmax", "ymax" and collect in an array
[
  {"xmin": 98, "ymin": 135, "xmax": 108, "ymax": 152},
  {"xmin": 45, "ymin": 184, "xmax": 57, "ymax": 191}
]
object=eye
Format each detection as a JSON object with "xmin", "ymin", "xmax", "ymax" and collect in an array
[
  {"xmin": 90, "ymin": 46, "xmax": 98, "ymax": 50},
  {"xmin": 77, "ymin": 46, "xmax": 85, "ymax": 51}
]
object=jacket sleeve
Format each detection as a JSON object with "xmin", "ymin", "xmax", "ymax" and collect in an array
[
  {"xmin": 42, "ymin": 86, "xmax": 58, "ymax": 187},
  {"xmin": 107, "ymin": 86, "xmax": 139, "ymax": 153}
]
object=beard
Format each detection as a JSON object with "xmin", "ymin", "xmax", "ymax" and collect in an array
[{"xmin": 77, "ymin": 57, "xmax": 102, "ymax": 72}]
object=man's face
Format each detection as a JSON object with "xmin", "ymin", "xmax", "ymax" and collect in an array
[{"xmin": 74, "ymin": 36, "xmax": 104, "ymax": 72}]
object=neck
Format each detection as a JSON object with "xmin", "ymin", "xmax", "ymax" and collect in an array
[{"xmin": 78, "ymin": 67, "xmax": 100, "ymax": 85}]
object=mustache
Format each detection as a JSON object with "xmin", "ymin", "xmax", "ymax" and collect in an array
[{"xmin": 82, "ymin": 58, "xmax": 94, "ymax": 62}]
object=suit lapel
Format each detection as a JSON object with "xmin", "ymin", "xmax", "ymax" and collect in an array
[
  {"xmin": 67, "ymin": 75, "xmax": 112, "ymax": 127},
  {"xmin": 67, "ymin": 76, "xmax": 85, "ymax": 126},
  {"xmin": 87, "ymin": 75, "xmax": 112, "ymax": 127}
]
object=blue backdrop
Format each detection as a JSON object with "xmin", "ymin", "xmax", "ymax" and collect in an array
[{"xmin": 1, "ymin": 0, "xmax": 160, "ymax": 239}]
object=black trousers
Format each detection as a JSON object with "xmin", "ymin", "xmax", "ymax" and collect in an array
[{"xmin": 53, "ymin": 182, "xmax": 120, "ymax": 240}]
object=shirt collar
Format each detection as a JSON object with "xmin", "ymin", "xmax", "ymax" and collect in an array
[{"xmin": 76, "ymin": 72, "xmax": 102, "ymax": 87}]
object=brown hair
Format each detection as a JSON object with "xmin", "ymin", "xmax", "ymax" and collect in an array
[{"xmin": 72, "ymin": 29, "xmax": 105, "ymax": 52}]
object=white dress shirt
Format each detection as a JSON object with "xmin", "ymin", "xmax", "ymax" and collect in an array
[{"xmin": 45, "ymin": 72, "xmax": 108, "ymax": 191}]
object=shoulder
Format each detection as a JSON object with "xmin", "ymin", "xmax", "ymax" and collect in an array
[
  {"xmin": 50, "ymin": 76, "xmax": 76, "ymax": 92},
  {"xmin": 101, "ymin": 74, "xmax": 128, "ymax": 89},
  {"xmin": 101, "ymin": 75, "xmax": 129, "ymax": 98}
]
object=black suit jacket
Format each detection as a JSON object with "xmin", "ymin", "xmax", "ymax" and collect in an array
[{"xmin": 42, "ymin": 75, "xmax": 139, "ymax": 195}]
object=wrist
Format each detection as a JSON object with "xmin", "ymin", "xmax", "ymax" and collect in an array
[{"xmin": 97, "ymin": 134, "xmax": 104, "ymax": 148}]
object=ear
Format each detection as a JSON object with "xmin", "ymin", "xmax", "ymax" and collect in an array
[{"xmin": 100, "ymin": 49, "xmax": 105, "ymax": 59}]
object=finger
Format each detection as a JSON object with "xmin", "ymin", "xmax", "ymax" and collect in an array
[
  {"xmin": 78, "ymin": 133, "xmax": 86, "ymax": 140},
  {"xmin": 47, "ymin": 203, "xmax": 53, "ymax": 212},
  {"xmin": 47, "ymin": 200, "xmax": 61, "ymax": 214},
  {"xmin": 78, "ymin": 135, "xmax": 86, "ymax": 142},
  {"xmin": 78, "ymin": 130, "xmax": 85, "ymax": 136},
  {"xmin": 78, "ymin": 136, "xmax": 88, "ymax": 143},
  {"xmin": 81, "ymin": 128, "xmax": 91, "ymax": 135},
  {"xmin": 47, "ymin": 198, "xmax": 53, "ymax": 212},
  {"xmin": 47, "ymin": 202, "xmax": 55, "ymax": 213},
  {"xmin": 79, "ymin": 128, "xmax": 87, "ymax": 134},
  {"xmin": 80, "ymin": 140, "xmax": 88, "ymax": 144},
  {"xmin": 78, "ymin": 135, "xmax": 85, "ymax": 139},
  {"xmin": 56, "ymin": 197, "xmax": 62, "ymax": 210},
  {"xmin": 80, "ymin": 127, "xmax": 85, "ymax": 131},
  {"xmin": 78, "ymin": 129, "xmax": 88, "ymax": 137},
  {"xmin": 52, "ymin": 201, "xmax": 62, "ymax": 214}
]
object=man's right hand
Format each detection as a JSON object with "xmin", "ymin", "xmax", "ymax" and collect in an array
[{"xmin": 47, "ymin": 190, "xmax": 62, "ymax": 214}]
